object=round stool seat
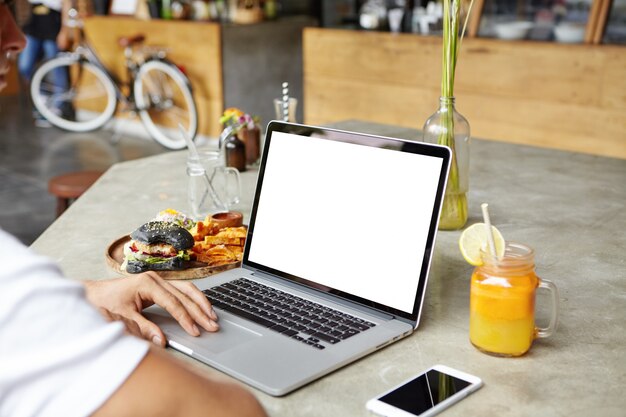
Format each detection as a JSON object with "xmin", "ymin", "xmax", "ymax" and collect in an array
[{"xmin": 48, "ymin": 170, "xmax": 104, "ymax": 216}]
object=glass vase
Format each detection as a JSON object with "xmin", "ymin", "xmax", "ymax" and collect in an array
[{"xmin": 423, "ymin": 97, "xmax": 470, "ymax": 230}]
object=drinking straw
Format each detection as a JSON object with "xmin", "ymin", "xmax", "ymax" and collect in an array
[
  {"xmin": 481, "ymin": 203, "xmax": 498, "ymax": 258},
  {"xmin": 178, "ymin": 124, "xmax": 225, "ymax": 209},
  {"xmin": 282, "ymin": 82, "xmax": 289, "ymax": 122},
  {"xmin": 179, "ymin": 123, "xmax": 200, "ymax": 159}
]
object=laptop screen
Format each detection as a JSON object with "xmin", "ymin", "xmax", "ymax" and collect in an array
[{"xmin": 244, "ymin": 122, "xmax": 450, "ymax": 322}]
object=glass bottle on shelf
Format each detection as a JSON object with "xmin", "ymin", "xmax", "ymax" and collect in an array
[
  {"xmin": 161, "ymin": 0, "xmax": 172, "ymax": 19},
  {"xmin": 191, "ymin": 1, "xmax": 210, "ymax": 21},
  {"xmin": 171, "ymin": 0, "xmax": 190, "ymax": 19},
  {"xmin": 264, "ymin": 0, "xmax": 277, "ymax": 20},
  {"xmin": 359, "ymin": 0, "xmax": 387, "ymax": 30}
]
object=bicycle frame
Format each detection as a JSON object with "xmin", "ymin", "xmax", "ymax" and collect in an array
[
  {"xmin": 56, "ymin": 44, "xmax": 125, "ymax": 99},
  {"xmin": 59, "ymin": 8, "xmax": 193, "ymax": 110},
  {"xmin": 62, "ymin": 41, "xmax": 192, "ymax": 113}
]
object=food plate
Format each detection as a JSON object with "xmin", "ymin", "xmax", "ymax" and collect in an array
[{"xmin": 105, "ymin": 235, "xmax": 241, "ymax": 280}]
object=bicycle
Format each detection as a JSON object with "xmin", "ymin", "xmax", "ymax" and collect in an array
[{"xmin": 30, "ymin": 9, "xmax": 198, "ymax": 150}]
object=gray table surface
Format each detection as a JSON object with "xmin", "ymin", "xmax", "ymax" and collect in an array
[{"xmin": 31, "ymin": 120, "xmax": 626, "ymax": 416}]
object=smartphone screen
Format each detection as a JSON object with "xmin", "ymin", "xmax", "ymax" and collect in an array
[{"xmin": 377, "ymin": 369, "xmax": 472, "ymax": 415}]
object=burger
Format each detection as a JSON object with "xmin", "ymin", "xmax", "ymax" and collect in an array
[
  {"xmin": 154, "ymin": 208, "xmax": 195, "ymax": 229},
  {"xmin": 122, "ymin": 221, "xmax": 194, "ymax": 273}
]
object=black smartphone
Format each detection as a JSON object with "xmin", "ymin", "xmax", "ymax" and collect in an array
[{"xmin": 366, "ymin": 365, "xmax": 483, "ymax": 417}]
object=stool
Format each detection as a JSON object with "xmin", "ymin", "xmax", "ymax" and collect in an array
[{"xmin": 48, "ymin": 170, "xmax": 104, "ymax": 217}]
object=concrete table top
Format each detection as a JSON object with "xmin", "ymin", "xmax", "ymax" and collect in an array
[{"xmin": 31, "ymin": 121, "xmax": 626, "ymax": 416}]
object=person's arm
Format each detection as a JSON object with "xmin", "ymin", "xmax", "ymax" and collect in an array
[
  {"xmin": 56, "ymin": 0, "xmax": 72, "ymax": 50},
  {"xmin": 92, "ymin": 347, "xmax": 267, "ymax": 417},
  {"xmin": 83, "ymin": 271, "xmax": 220, "ymax": 347},
  {"xmin": 83, "ymin": 273, "xmax": 265, "ymax": 417}
]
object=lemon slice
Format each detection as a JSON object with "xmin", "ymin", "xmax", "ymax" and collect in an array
[{"xmin": 459, "ymin": 223, "xmax": 506, "ymax": 266}]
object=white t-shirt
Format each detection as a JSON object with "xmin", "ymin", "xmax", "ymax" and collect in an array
[{"xmin": 0, "ymin": 230, "xmax": 149, "ymax": 417}]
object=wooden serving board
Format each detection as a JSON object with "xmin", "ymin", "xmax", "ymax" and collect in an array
[{"xmin": 105, "ymin": 235, "xmax": 240, "ymax": 280}]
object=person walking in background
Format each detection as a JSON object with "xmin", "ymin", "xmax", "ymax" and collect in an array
[{"xmin": 18, "ymin": 0, "xmax": 72, "ymax": 126}]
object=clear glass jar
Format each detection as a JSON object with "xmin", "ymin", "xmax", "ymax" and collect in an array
[
  {"xmin": 469, "ymin": 242, "xmax": 559, "ymax": 357},
  {"xmin": 423, "ymin": 97, "xmax": 469, "ymax": 230},
  {"xmin": 187, "ymin": 149, "xmax": 241, "ymax": 220}
]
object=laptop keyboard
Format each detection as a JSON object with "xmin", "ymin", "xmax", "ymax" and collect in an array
[{"xmin": 202, "ymin": 278, "xmax": 376, "ymax": 350}]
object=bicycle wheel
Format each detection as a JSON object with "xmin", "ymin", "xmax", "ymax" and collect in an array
[
  {"xmin": 31, "ymin": 57, "xmax": 117, "ymax": 132},
  {"xmin": 133, "ymin": 60, "xmax": 198, "ymax": 150}
]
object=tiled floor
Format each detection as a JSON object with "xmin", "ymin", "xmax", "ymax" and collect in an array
[{"xmin": 0, "ymin": 93, "xmax": 168, "ymax": 245}]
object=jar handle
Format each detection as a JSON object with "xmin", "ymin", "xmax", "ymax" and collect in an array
[
  {"xmin": 224, "ymin": 167, "xmax": 241, "ymax": 206},
  {"xmin": 535, "ymin": 279, "xmax": 559, "ymax": 339}
]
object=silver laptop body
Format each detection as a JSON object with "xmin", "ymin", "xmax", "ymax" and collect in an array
[{"xmin": 145, "ymin": 121, "xmax": 451, "ymax": 396}]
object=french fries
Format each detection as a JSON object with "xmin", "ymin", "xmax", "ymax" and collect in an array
[{"xmin": 190, "ymin": 217, "xmax": 246, "ymax": 266}]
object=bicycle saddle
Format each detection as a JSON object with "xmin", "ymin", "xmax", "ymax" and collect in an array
[{"xmin": 118, "ymin": 34, "xmax": 146, "ymax": 48}]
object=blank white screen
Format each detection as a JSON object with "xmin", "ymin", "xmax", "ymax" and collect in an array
[{"xmin": 248, "ymin": 132, "xmax": 443, "ymax": 313}]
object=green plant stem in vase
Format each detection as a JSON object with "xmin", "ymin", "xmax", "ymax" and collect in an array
[
  {"xmin": 424, "ymin": 97, "xmax": 469, "ymax": 230},
  {"xmin": 423, "ymin": 0, "xmax": 475, "ymax": 230}
]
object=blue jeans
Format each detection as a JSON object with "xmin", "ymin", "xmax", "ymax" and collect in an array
[{"xmin": 18, "ymin": 35, "xmax": 69, "ymax": 110}]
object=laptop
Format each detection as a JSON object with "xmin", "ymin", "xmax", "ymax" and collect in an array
[{"xmin": 144, "ymin": 121, "xmax": 451, "ymax": 396}]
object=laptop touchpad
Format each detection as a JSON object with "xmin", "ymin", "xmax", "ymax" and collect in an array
[
  {"xmin": 198, "ymin": 319, "xmax": 261, "ymax": 354},
  {"xmin": 145, "ymin": 308, "xmax": 261, "ymax": 355}
]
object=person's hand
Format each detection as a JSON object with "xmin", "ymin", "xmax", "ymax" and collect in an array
[
  {"xmin": 56, "ymin": 28, "xmax": 71, "ymax": 51},
  {"xmin": 83, "ymin": 271, "xmax": 219, "ymax": 347}
]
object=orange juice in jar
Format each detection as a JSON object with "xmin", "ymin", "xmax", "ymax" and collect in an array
[{"xmin": 469, "ymin": 242, "xmax": 558, "ymax": 357}]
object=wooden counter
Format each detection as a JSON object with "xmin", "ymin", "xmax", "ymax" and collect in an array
[
  {"xmin": 84, "ymin": 17, "xmax": 223, "ymax": 137},
  {"xmin": 303, "ymin": 28, "xmax": 626, "ymax": 159}
]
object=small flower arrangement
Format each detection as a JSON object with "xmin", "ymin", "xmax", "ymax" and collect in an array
[{"xmin": 219, "ymin": 107, "xmax": 260, "ymax": 132}]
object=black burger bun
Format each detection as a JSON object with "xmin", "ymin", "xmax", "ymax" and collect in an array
[{"xmin": 130, "ymin": 221, "xmax": 194, "ymax": 250}]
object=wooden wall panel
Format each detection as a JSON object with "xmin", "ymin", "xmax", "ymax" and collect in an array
[
  {"xmin": 304, "ymin": 29, "xmax": 440, "ymax": 88},
  {"xmin": 601, "ymin": 49, "xmax": 626, "ymax": 110},
  {"xmin": 459, "ymin": 42, "xmax": 605, "ymax": 106},
  {"xmin": 83, "ymin": 17, "xmax": 223, "ymax": 137},
  {"xmin": 303, "ymin": 28, "xmax": 626, "ymax": 159}
]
